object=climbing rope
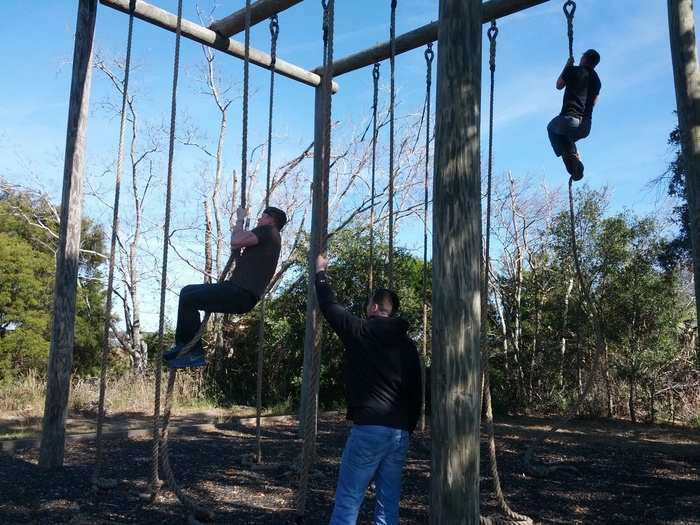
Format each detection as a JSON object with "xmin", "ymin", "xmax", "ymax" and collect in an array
[
  {"xmin": 93, "ymin": 0, "xmax": 135, "ymax": 491},
  {"xmin": 479, "ymin": 21, "xmax": 533, "ymax": 525},
  {"xmin": 265, "ymin": 15, "xmax": 279, "ymax": 209},
  {"xmin": 420, "ymin": 43, "xmax": 433, "ymax": 431},
  {"xmin": 296, "ymin": 3, "xmax": 334, "ymax": 522},
  {"xmin": 147, "ymin": 2, "xmax": 253, "ymax": 522},
  {"xmin": 149, "ymin": 0, "xmax": 183, "ymax": 502},
  {"xmin": 254, "ymin": 13, "xmax": 279, "ymax": 465},
  {"xmin": 524, "ymin": 0, "xmax": 608, "ymax": 479},
  {"xmin": 368, "ymin": 62, "xmax": 380, "ymax": 293},
  {"xmin": 173, "ymin": 0, "xmax": 255, "ymax": 360},
  {"xmin": 241, "ymin": 0, "xmax": 252, "ymax": 209},
  {"xmin": 388, "ymin": 0, "xmax": 397, "ymax": 289}
]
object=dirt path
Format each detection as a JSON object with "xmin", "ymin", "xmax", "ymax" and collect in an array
[{"xmin": 1, "ymin": 414, "xmax": 698, "ymax": 524}]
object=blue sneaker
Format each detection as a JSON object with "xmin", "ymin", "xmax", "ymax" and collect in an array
[
  {"xmin": 163, "ymin": 343, "xmax": 184, "ymax": 361},
  {"xmin": 168, "ymin": 350, "xmax": 206, "ymax": 369}
]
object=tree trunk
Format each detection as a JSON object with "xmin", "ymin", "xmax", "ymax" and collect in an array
[
  {"xmin": 630, "ymin": 381, "xmax": 637, "ymax": 423},
  {"xmin": 559, "ymin": 276, "xmax": 574, "ymax": 388},
  {"xmin": 39, "ymin": 0, "xmax": 97, "ymax": 469},
  {"xmin": 604, "ymin": 341, "xmax": 613, "ymax": 418},
  {"xmin": 649, "ymin": 379, "xmax": 656, "ymax": 424},
  {"xmin": 204, "ymin": 200, "xmax": 213, "ymax": 283},
  {"xmin": 128, "ymin": 106, "xmax": 145, "ymax": 373},
  {"xmin": 669, "ymin": 0, "xmax": 700, "ymax": 366},
  {"xmin": 430, "ymin": 0, "xmax": 482, "ymax": 522}
]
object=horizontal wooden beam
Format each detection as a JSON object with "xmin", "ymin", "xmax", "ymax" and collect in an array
[
  {"xmin": 209, "ymin": 0, "xmax": 303, "ymax": 38},
  {"xmin": 315, "ymin": 0, "xmax": 550, "ymax": 77},
  {"xmin": 100, "ymin": 0, "xmax": 339, "ymax": 93}
]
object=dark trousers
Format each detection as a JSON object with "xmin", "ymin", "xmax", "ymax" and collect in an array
[
  {"xmin": 547, "ymin": 114, "xmax": 591, "ymax": 158},
  {"xmin": 175, "ymin": 282, "xmax": 258, "ymax": 349}
]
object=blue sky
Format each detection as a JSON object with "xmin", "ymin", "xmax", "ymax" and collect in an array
[{"xmin": 0, "ymin": 0, "xmax": 691, "ymax": 329}]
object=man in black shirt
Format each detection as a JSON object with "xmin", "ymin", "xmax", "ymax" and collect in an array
[
  {"xmin": 165, "ymin": 206, "xmax": 287, "ymax": 368},
  {"xmin": 547, "ymin": 48, "xmax": 601, "ymax": 181},
  {"xmin": 315, "ymin": 254, "xmax": 422, "ymax": 525}
]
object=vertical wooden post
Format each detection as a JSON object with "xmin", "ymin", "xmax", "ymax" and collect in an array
[
  {"xmin": 430, "ymin": 0, "xmax": 482, "ymax": 522},
  {"xmin": 299, "ymin": 85, "xmax": 328, "ymax": 437},
  {"xmin": 669, "ymin": 0, "xmax": 700, "ymax": 366},
  {"xmin": 39, "ymin": 0, "xmax": 98, "ymax": 469}
]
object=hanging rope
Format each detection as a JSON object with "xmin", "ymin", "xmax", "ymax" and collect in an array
[
  {"xmin": 254, "ymin": 13, "xmax": 280, "ymax": 466},
  {"xmin": 419, "ymin": 43, "xmax": 433, "ymax": 432},
  {"xmin": 388, "ymin": 0, "xmax": 397, "ymax": 289},
  {"xmin": 523, "ymin": 0, "xmax": 608, "ymax": 480},
  {"xmin": 563, "ymin": 0, "xmax": 576, "ymax": 60},
  {"xmin": 92, "ymin": 0, "xmax": 135, "ymax": 491},
  {"xmin": 149, "ymin": 0, "xmax": 183, "ymax": 502},
  {"xmin": 296, "ymin": 3, "xmax": 334, "ymax": 522},
  {"xmin": 241, "ymin": 0, "xmax": 252, "ymax": 210},
  {"xmin": 265, "ymin": 15, "xmax": 279, "ymax": 209},
  {"xmin": 368, "ymin": 63, "xmax": 380, "ymax": 294},
  {"xmin": 478, "ymin": 21, "xmax": 533, "ymax": 525}
]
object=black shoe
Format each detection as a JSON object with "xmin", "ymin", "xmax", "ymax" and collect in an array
[{"xmin": 563, "ymin": 154, "xmax": 584, "ymax": 181}]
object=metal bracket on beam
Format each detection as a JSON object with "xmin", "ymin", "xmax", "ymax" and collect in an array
[{"xmin": 100, "ymin": 0, "xmax": 339, "ymax": 93}]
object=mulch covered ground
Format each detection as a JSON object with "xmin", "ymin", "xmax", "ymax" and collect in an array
[{"xmin": 1, "ymin": 413, "xmax": 699, "ymax": 524}]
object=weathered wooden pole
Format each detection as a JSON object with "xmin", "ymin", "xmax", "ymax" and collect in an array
[
  {"xmin": 431, "ymin": 0, "xmax": 482, "ymax": 522},
  {"xmin": 39, "ymin": 0, "xmax": 98, "ymax": 469},
  {"xmin": 669, "ymin": 0, "xmax": 700, "ymax": 365},
  {"xmin": 298, "ymin": 85, "xmax": 327, "ymax": 436}
]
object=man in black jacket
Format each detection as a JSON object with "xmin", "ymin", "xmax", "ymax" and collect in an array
[
  {"xmin": 547, "ymin": 48, "xmax": 602, "ymax": 181},
  {"xmin": 315, "ymin": 254, "xmax": 421, "ymax": 525}
]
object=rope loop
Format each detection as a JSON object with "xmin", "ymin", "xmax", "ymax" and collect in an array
[
  {"xmin": 563, "ymin": 0, "xmax": 576, "ymax": 19},
  {"xmin": 270, "ymin": 14, "xmax": 279, "ymax": 40},
  {"xmin": 424, "ymin": 42, "xmax": 434, "ymax": 64},
  {"xmin": 563, "ymin": 0, "xmax": 576, "ymax": 59},
  {"xmin": 488, "ymin": 20, "xmax": 498, "ymax": 73},
  {"xmin": 372, "ymin": 62, "xmax": 380, "ymax": 81}
]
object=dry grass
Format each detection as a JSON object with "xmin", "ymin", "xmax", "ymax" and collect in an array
[{"xmin": 0, "ymin": 369, "xmax": 218, "ymax": 419}]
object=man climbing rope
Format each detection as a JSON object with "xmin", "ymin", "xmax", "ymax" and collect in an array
[
  {"xmin": 547, "ymin": 48, "xmax": 601, "ymax": 181},
  {"xmin": 314, "ymin": 254, "xmax": 421, "ymax": 525},
  {"xmin": 164, "ymin": 206, "xmax": 287, "ymax": 368}
]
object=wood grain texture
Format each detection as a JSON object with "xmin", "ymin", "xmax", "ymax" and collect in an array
[
  {"xmin": 39, "ymin": 0, "xmax": 97, "ymax": 469},
  {"xmin": 430, "ymin": 0, "xmax": 482, "ymax": 522}
]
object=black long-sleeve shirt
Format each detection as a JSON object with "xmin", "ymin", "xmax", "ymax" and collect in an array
[{"xmin": 315, "ymin": 271, "xmax": 422, "ymax": 432}]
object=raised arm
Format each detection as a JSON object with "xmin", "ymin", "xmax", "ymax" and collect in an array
[
  {"xmin": 556, "ymin": 57, "xmax": 575, "ymax": 90},
  {"xmin": 315, "ymin": 255, "xmax": 363, "ymax": 341},
  {"xmin": 231, "ymin": 207, "xmax": 259, "ymax": 250}
]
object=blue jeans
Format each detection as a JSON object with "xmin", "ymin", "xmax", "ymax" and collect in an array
[
  {"xmin": 547, "ymin": 114, "xmax": 591, "ymax": 158},
  {"xmin": 329, "ymin": 425, "xmax": 410, "ymax": 525}
]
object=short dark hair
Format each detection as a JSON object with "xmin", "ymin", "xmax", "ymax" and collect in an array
[
  {"xmin": 370, "ymin": 288, "xmax": 400, "ymax": 316},
  {"xmin": 583, "ymin": 49, "xmax": 600, "ymax": 67},
  {"xmin": 264, "ymin": 206, "xmax": 288, "ymax": 230}
]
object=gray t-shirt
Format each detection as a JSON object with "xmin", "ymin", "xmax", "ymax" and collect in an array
[{"xmin": 230, "ymin": 225, "xmax": 281, "ymax": 298}]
